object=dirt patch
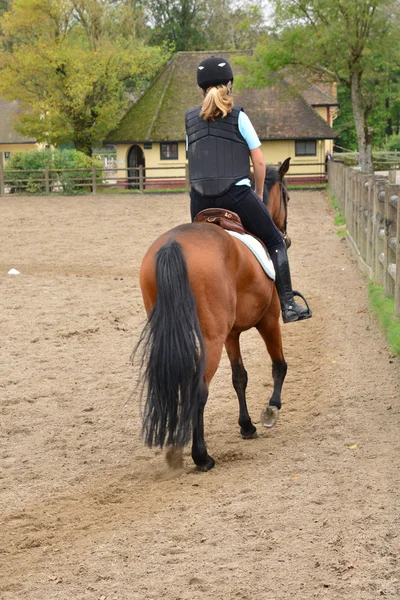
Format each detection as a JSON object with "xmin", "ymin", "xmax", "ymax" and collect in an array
[{"xmin": 1, "ymin": 192, "xmax": 399, "ymax": 599}]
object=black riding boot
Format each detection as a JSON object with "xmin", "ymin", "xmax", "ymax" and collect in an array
[{"xmin": 270, "ymin": 246, "xmax": 312, "ymax": 323}]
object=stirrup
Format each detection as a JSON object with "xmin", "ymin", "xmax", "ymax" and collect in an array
[{"xmin": 292, "ymin": 290, "xmax": 312, "ymax": 320}]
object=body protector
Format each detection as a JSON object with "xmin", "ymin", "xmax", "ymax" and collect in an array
[{"xmin": 185, "ymin": 105, "xmax": 250, "ymax": 197}]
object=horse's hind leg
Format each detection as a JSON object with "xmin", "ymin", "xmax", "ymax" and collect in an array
[
  {"xmin": 256, "ymin": 297, "xmax": 287, "ymax": 428},
  {"xmin": 225, "ymin": 332, "xmax": 258, "ymax": 439},
  {"xmin": 191, "ymin": 337, "xmax": 224, "ymax": 471}
]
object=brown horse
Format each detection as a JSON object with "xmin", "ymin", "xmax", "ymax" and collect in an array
[{"xmin": 133, "ymin": 170, "xmax": 289, "ymax": 472}]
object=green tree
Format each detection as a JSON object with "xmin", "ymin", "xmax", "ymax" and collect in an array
[
  {"xmin": 145, "ymin": 0, "xmax": 267, "ymax": 52},
  {"xmin": 147, "ymin": 0, "xmax": 207, "ymax": 51},
  {"xmin": 0, "ymin": 0, "xmax": 166, "ymax": 154},
  {"xmin": 0, "ymin": 0, "xmax": 10, "ymax": 13},
  {"xmin": 239, "ymin": 0, "xmax": 400, "ymax": 173}
]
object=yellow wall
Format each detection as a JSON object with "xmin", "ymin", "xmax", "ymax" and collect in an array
[
  {"xmin": 116, "ymin": 137, "xmax": 332, "ymax": 185},
  {"xmin": 259, "ymin": 139, "xmax": 327, "ymax": 180},
  {"xmin": 0, "ymin": 143, "xmax": 37, "ymax": 164},
  {"xmin": 115, "ymin": 142, "xmax": 187, "ymax": 184},
  {"xmin": 314, "ymin": 106, "xmax": 328, "ymax": 123}
]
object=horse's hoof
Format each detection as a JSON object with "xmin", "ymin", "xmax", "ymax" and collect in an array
[
  {"xmin": 195, "ymin": 456, "xmax": 215, "ymax": 472},
  {"xmin": 261, "ymin": 406, "xmax": 279, "ymax": 428},
  {"xmin": 241, "ymin": 429, "xmax": 259, "ymax": 439}
]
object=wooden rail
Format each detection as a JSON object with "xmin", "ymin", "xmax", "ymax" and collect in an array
[
  {"xmin": 328, "ymin": 161, "xmax": 400, "ymax": 317},
  {"xmin": 0, "ymin": 153, "xmax": 329, "ymax": 195}
]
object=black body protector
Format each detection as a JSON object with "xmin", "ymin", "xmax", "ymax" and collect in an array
[{"xmin": 185, "ymin": 104, "xmax": 250, "ymax": 197}]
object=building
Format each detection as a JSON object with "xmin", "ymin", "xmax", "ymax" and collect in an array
[
  {"xmin": 106, "ymin": 51, "xmax": 338, "ymax": 188},
  {"xmin": 0, "ymin": 99, "xmax": 37, "ymax": 164}
]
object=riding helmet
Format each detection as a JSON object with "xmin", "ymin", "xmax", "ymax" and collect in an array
[{"xmin": 197, "ymin": 56, "xmax": 234, "ymax": 90}]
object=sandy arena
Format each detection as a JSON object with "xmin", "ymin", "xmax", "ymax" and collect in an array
[{"xmin": 1, "ymin": 190, "xmax": 399, "ymax": 599}]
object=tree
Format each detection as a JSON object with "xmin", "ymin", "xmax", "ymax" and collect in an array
[
  {"xmin": 0, "ymin": 0, "xmax": 10, "ymax": 13},
  {"xmin": 0, "ymin": 0, "xmax": 166, "ymax": 154},
  {"xmin": 204, "ymin": 0, "xmax": 267, "ymax": 51},
  {"xmin": 145, "ymin": 0, "xmax": 267, "ymax": 52},
  {"xmin": 146, "ymin": 0, "xmax": 207, "ymax": 51},
  {"xmin": 239, "ymin": 0, "xmax": 400, "ymax": 173}
]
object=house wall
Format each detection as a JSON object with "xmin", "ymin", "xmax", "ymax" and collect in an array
[
  {"xmin": 116, "ymin": 138, "xmax": 331, "ymax": 188},
  {"xmin": 260, "ymin": 139, "xmax": 328, "ymax": 183},
  {"xmin": 0, "ymin": 143, "xmax": 37, "ymax": 164},
  {"xmin": 115, "ymin": 142, "xmax": 187, "ymax": 188},
  {"xmin": 314, "ymin": 106, "xmax": 328, "ymax": 123}
]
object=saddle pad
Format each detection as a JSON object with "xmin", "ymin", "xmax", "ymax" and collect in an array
[{"xmin": 227, "ymin": 231, "xmax": 275, "ymax": 281}]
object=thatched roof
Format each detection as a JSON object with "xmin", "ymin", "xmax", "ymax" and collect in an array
[
  {"xmin": 107, "ymin": 51, "xmax": 336, "ymax": 144},
  {"xmin": 0, "ymin": 99, "xmax": 36, "ymax": 144},
  {"xmin": 301, "ymin": 83, "xmax": 339, "ymax": 107}
]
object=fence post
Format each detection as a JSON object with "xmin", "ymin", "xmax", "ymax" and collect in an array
[
  {"xmin": 185, "ymin": 163, "xmax": 190, "ymax": 192},
  {"xmin": 139, "ymin": 165, "xmax": 144, "ymax": 193},
  {"xmin": 366, "ymin": 175, "xmax": 374, "ymax": 268},
  {"xmin": 0, "ymin": 152, "xmax": 4, "ymax": 196},
  {"xmin": 44, "ymin": 168, "xmax": 50, "ymax": 194},
  {"xmin": 383, "ymin": 184, "xmax": 392, "ymax": 296},
  {"xmin": 396, "ymin": 192, "xmax": 400, "ymax": 317},
  {"xmin": 92, "ymin": 166, "xmax": 97, "ymax": 195},
  {"xmin": 375, "ymin": 181, "xmax": 388, "ymax": 287}
]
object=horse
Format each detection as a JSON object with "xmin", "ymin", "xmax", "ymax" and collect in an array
[{"xmin": 132, "ymin": 165, "xmax": 290, "ymax": 472}]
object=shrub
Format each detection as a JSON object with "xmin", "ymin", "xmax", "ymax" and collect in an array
[
  {"xmin": 4, "ymin": 149, "xmax": 103, "ymax": 194},
  {"xmin": 386, "ymin": 134, "xmax": 400, "ymax": 153}
]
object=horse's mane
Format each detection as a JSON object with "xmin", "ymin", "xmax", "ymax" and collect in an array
[
  {"xmin": 262, "ymin": 165, "xmax": 280, "ymax": 207},
  {"xmin": 265, "ymin": 165, "xmax": 280, "ymax": 192}
]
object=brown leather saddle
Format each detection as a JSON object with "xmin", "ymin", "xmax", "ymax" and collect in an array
[
  {"xmin": 193, "ymin": 208, "xmax": 268, "ymax": 251},
  {"xmin": 193, "ymin": 208, "xmax": 246, "ymax": 235}
]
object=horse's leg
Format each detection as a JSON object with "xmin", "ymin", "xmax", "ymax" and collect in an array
[
  {"xmin": 225, "ymin": 332, "xmax": 258, "ymax": 439},
  {"xmin": 191, "ymin": 336, "xmax": 224, "ymax": 472},
  {"xmin": 256, "ymin": 294, "xmax": 287, "ymax": 428}
]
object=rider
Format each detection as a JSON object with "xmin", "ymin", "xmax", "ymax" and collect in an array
[{"xmin": 185, "ymin": 55, "xmax": 312, "ymax": 323}]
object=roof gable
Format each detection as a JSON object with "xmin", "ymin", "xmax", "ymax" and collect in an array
[
  {"xmin": 107, "ymin": 51, "xmax": 336, "ymax": 143},
  {"xmin": 0, "ymin": 99, "xmax": 36, "ymax": 144},
  {"xmin": 301, "ymin": 83, "xmax": 339, "ymax": 107}
]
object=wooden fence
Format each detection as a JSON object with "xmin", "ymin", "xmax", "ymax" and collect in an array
[
  {"xmin": 0, "ymin": 154, "xmax": 329, "ymax": 195},
  {"xmin": 328, "ymin": 160, "xmax": 400, "ymax": 317}
]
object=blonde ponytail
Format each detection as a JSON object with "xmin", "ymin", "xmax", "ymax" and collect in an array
[{"xmin": 200, "ymin": 84, "xmax": 234, "ymax": 121}]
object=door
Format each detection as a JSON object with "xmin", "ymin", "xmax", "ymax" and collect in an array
[{"xmin": 127, "ymin": 145, "xmax": 145, "ymax": 189}]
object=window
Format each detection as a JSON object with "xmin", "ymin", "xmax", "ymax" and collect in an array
[
  {"xmin": 295, "ymin": 140, "xmax": 317, "ymax": 156},
  {"xmin": 160, "ymin": 142, "xmax": 178, "ymax": 160}
]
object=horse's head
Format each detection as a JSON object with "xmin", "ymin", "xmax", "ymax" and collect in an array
[{"xmin": 261, "ymin": 158, "xmax": 291, "ymax": 248}]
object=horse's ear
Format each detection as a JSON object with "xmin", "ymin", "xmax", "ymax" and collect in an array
[{"xmin": 279, "ymin": 157, "xmax": 291, "ymax": 180}]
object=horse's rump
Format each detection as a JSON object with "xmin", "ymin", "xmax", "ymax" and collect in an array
[
  {"xmin": 140, "ymin": 223, "xmax": 274, "ymax": 333},
  {"xmin": 134, "ymin": 221, "xmax": 281, "ymax": 467}
]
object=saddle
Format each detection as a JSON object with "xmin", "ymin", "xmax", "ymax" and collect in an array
[
  {"xmin": 194, "ymin": 208, "xmax": 246, "ymax": 235},
  {"xmin": 194, "ymin": 208, "xmax": 275, "ymax": 280}
]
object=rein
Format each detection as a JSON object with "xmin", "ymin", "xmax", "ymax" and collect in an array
[{"xmin": 277, "ymin": 180, "xmax": 290, "ymax": 242}]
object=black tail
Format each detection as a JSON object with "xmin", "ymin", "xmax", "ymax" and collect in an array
[{"xmin": 133, "ymin": 239, "xmax": 206, "ymax": 448}]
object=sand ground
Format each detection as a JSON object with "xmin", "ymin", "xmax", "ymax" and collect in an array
[{"xmin": 1, "ymin": 190, "xmax": 399, "ymax": 599}]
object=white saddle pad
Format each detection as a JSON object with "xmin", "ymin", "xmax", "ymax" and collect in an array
[{"xmin": 227, "ymin": 231, "xmax": 275, "ymax": 281}]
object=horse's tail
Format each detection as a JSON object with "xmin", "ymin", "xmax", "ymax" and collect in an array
[{"xmin": 133, "ymin": 239, "xmax": 206, "ymax": 448}]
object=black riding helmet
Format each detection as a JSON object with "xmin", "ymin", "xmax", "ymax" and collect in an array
[{"xmin": 197, "ymin": 56, "xmax": 234, "ymax": 90}]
